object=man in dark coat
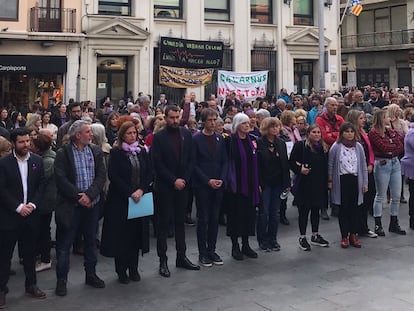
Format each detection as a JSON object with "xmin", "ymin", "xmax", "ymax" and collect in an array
[
  {"xmin": 152, "ymin": 105, "xmax": 199, "ymax": 277},
  {"xmin": 192, "ymin": 108, "xmax": 227, "ymax": 267},
  {"xmin": 54, "ymin": 120, "xmax": 106, "ymax": 296},
  {"xmin": 0, "ymin": 128, "xmax": 47, "ymax": 308}
]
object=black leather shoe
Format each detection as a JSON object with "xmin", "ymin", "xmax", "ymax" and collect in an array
[
  {"xmin": 55, "ymin": 279, "xmax": 67, "ymax": 296},
  {"xmin": 0, "ymin": 291, "xmax": 5, "ymax": 309},
  {"xmin": 129, "ymin": 270, "xmax": 141, "ymax": 282},
  {"xmin": 159, "ymin": 260, "xmax": 170, "ymax": 278},
  {"xmin": 25, "ymin": 285, "xmax": 46, "ymax": 299},
  {"xmin": 242, "ymin": 245, "xmax": 258, "ymax": 258},
  {"xmin": 117, "ymin": 272, "xmax": 129, "ymax": 284},
  {"xmin": 176, "ymin": 256, "xmax": 200, "ymax": 270},
  {"xmin": 231, "ymin": 245, "xmax": 243, "ymax": 261},
  {"xmin": 85, "ymin": 274, "xmax": 105, "ymax": 288}
]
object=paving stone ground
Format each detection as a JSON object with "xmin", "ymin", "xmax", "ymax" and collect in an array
[{"xmin": 6, "ymin": 192, "xmax": 414, "ymax": 311}]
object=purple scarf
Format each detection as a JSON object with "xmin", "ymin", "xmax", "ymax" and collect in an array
[
  {"xmin": 122, "ymin": 141, "xmax": 141, "ymax": 155},
  {"xmin": 234, "ymin": 133, "xmax": 260, "ymax": 206}
]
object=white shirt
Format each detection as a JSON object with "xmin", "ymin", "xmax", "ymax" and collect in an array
[
  {"xmin": 339, "ymin": 144, "xmax": 358, "ymax": 175},
  {"xmin": 13, "ymin": 150, "xmax": 36, "ymax": 213},
  {"xmin": 190, "ymin": 102, "xmax": 196, "ymax": 118}
]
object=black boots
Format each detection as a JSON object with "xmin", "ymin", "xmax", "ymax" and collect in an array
[
  {"xmin": 389, "ymin": 216, "xmax": 406, "ymax": 235},
  {"xmin": 374, "ymin": 217, "xmax": 385, "ymax": 237}
]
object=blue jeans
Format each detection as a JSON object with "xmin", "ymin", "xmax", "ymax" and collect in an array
[
  {"xmin": 373, "ymin": 157, "xmax": 402, "ymax": 217},
  {"xmin": 56, "ymin": 204, "xmax": 100, "ymax": 280},
  {"xmin": 257, "ymin": 186, "xmax": 282, "ymax": 245}
]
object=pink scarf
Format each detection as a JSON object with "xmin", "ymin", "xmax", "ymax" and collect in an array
[{"xmin": 122, "ymin": 141, "xmax": 141, "ymax": 155}]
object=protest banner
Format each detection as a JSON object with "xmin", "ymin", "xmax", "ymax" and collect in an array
[
  {"xmin": 159, "ymin": 65, "xmax": 214, "ymax": 88},
  {"xmin": 217, "ymin": 70, "xmax": 268, "ymax": 101}
]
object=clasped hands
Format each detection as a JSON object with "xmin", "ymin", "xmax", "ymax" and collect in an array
[
  {"xmin": 208, "ymin": 179, "xmax": 223, "ymax": 189},
  {"xmin": 78, "ymin": 192, "xmax": 92, "ymax": 208}
]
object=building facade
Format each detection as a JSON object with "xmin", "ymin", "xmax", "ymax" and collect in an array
[
  {"xmin": 0, "ymin": 0, "xmax": 83, "ymax": 110},
  {"xmin": 0, "ymin": 0, "xmax": 341, "ymax": 107},
  {"xmin": 341, "ymin": 0, "xmax": 414, "ymax": 90}
]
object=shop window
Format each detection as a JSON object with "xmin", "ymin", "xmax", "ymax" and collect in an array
[
  {"xmin": 251, "ymin": 0, "xmax": 272, "ymax": 24},
  {"xmin": 154, "ymin": 0, "xmax": 183, "ymax": 19},
  {"xmin": 0, "ymin": 0, "xmax": 19, "ymax": 21},
  {"xmin": 98, "ymin": 0, "xmax": 131, "ymax": 16},
  {"xmin": 205, "ymin": 0, "xmax": 230, "ymax": 22},
  {"xmin": 294, "ymin": 0, "xmax": 314, "ymax": 26}
]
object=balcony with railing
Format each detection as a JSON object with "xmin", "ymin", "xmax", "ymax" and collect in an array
[
  {"xmin": 30, "ymin": 7, "xmax": 76, "ymax": 33},
  {"xmin": 341, "ymin": 29, "xmax": 414, "ymax": 51}
]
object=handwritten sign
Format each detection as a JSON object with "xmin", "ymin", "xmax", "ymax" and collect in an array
[
  {"xmin": 160, "ymin": 37, "xmax": 224, "ymax": 69},
  {"xmin": 159, "ymin": 65, "xmax": 214, "ymax": 88}
]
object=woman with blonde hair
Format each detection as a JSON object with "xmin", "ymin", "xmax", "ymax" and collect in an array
[
  {"xmin": 368, "ymin": 109, "xmax": 405, "ymax": 236},
  {"xmin": 26, "ymin": 113, "xmax": 42, "ymax": 130},
  {"xmin": 256, "ymin": 117, "xmax": 290, "ymax": 251}
]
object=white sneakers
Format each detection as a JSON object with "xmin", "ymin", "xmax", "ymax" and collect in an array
[{"xmin": 35, "ymin": 261, "xmax": 52, "ymax": 272}]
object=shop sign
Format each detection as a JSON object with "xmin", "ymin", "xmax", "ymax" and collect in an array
[
  {"xmin": 159, "ymin": 65, "xmax": 214, "ymax": 88},
  {"xmin": 0, "ymin": 55, "xmax": 67, "ymax": 73},
  {"xmin": 160, "ymin": 37, "xmax": 224, "ymax": 69},
  {"xmin": 217, "ymin": 70, "xmax": 268, "ymax": 101}
]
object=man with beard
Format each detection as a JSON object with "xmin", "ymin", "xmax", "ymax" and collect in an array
[
  {"xmin": 152, "ymin": 105, "xmax": 199, "ymax": 277},
  {"xmin": 0, "ymin": 128, "xmax": 46, "ymax": 308},
  {"xmin": 54, "ymin": 120, "xmax": 106, "ymax": 296},
  {"xmin": 56, "ymin": 102, "xmax": 83, "ymax": 148}
]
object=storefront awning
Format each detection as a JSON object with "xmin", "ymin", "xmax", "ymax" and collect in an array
[{"xmin": 0, "ymin": 55, "xmax": 67, "ymax": 73}]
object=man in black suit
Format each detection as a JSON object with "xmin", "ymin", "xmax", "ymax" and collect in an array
[
  {"xmin": 0, "ymin": 127, "xmax": 47, "ymax": 308},
  {"xmin": 152, "ymin": 105, "xmax": 199, "ymax": 277}
]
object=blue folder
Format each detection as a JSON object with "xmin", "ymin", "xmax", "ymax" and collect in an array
[{"xmin": 127, "ymin": 192, "xmax": 154, "ymax": 219}]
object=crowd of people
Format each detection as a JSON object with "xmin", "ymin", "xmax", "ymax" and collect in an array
[{"xmin": 0, "ymin": 85, "xmax": 414, "ymax": 309}]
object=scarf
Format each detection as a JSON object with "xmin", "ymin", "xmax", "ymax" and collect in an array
[
  {"xmin": 234, "ymin": 133, "xmax": 260, "ymax": 206},
  {"xmin": 341, "ymin": 139, "xmax": 356, "ymax": 148},
  {"xmin": 312, "ymin": 142, "xmax": 322, "ymax": 153},
  {"xmin": 122, "ymin": 141, "xmax": 141, "ymax": 155}
]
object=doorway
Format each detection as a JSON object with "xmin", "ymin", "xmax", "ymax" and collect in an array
[
  {"xmin": 294, "ymin": 60, "xmax": 313, "ymax": 95},
  {"xmin": 97, "ymin": 57, "xmax": 128, "ymax": 107}
]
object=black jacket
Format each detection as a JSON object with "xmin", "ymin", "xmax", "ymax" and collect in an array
[
  {"xmin": 0, "ymin": 153, "xmax": 45, "ymax": 230},
  {"xmin": 151, "ymin": 126, "xmax": 195, "ymax": 191},
  {"xmin": 192, "ymin": 132, "xmax": 227, "ymax": 188},
  {"xmin": 257, "ymin": 136, "xmax": 290, "ymax": 189},
  {"xmin": 54, "ymin": 143, "xmax": 106, "ymax": 229}
]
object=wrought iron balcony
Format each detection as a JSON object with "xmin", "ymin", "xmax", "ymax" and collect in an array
[
  {"xmin": 30, "ymin": 7, "xmax": 76, "ymax": 33},
  {"xmin": 341, "ymin": 29, "xmax": 414, "ymax": 50}
]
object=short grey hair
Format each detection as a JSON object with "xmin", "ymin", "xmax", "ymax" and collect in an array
[
  {"xmin": 324, "ymin": 96, "xmax": 337, "ymax": 106},
  {"xmin": 138, "ymin": 95, "xmax": 150, "ymax": 105},
  {"xmin": 68, "ymin": 119, "xmax": 91, "ymax": 142},
  {"xmin": 256, "ymin": 109, "xmax": 271, "ymax": 119}
]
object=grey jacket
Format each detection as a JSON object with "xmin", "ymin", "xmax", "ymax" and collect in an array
[{"xmin": 328, "ymin": 142, "xmax": 368, "ymax": 206}]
